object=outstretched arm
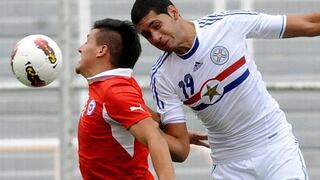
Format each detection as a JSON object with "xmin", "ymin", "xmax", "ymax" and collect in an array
[
  {"xmin": 284, "ymin": 12, "xmax": 320, "ymax": 38},
  {"xmin": 129, "ymin": 118, "xmax": 175, "ymax": 180}
]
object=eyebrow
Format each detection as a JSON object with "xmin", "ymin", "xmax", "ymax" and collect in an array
[
  {"xmin": 139, "ymin": 19, "xmax": 159, "ymax": 37},
  {"xmin": 149, "ymin": 20, "xmax": 159, "ymax": 28}
]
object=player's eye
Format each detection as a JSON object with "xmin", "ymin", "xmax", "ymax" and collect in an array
[{"xmin": 152, "ymin": 22, "xmax": 161, "ymax": 30}]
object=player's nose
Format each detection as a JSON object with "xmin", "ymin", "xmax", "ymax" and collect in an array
[{"xmin": 151, "ymin": 31, "xmax": 162, "ymax": 43}]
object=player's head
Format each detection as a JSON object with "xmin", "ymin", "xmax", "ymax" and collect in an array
[
  {"xmin": 76, "ymin": 18, "xmax": 141, "ymax": 77},
  {"xmin": 131, "ymin": 0, "xmax": 189, "ymax": 53},
  {"xmin": 131, "ymin": 0, "xmax": 174, "ymax": 25}
]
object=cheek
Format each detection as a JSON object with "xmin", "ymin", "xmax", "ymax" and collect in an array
[
  {"xmin": 79, "ymin": 51, "xmax": 92, "ymax": 68},
  {"xmin": 81, "ymin": 47, "xmax": 95, "ymax": 60},
  {"xmin": 81, "ymin": 55, "xmax": 92, "ymax": 67}
]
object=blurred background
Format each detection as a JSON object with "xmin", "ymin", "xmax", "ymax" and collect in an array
[{"xmin": 0, "ymin": 0, "xmax": 319, "ymax": 179}]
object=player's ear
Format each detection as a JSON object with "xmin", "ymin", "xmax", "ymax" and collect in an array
[
  {"xmin": 96, "ymin": 45, "xmax": 109, "ymax": 58},
  {"xmin": 167, "ymin": 5, "xmax": 179, "ymax": 20}
]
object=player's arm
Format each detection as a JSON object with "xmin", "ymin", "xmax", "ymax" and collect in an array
[
  {"xmin": 129, "ymin": 117, "xmax": 176, "ymax": 180},
  {"xmin": 146, "ymin": 106, "xmax": 190, "ymax": 162},
  {"xmin": 283, "ymin": 12, "xmax": 320, "ymax": 38},
  {"xmin": 147, "ymin": 106, "xmax": 209, "ymax": 147},
  {"xmin": 161, "ymin": 122, "xmax": 190, "ymax": 162}
]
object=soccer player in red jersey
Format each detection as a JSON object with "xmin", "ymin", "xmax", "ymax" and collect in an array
[{"xmin": 75, "ymin": 18, "xmax": 175, "ymax": 180}]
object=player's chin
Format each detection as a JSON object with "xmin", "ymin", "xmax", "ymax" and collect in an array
[
  {"xmin": 157, "ymin": 45, "xmax": 173, "ymax": 52},
  {"xmin": 75, "ymin": 64, "xmax": 82, "ymax": 74}
]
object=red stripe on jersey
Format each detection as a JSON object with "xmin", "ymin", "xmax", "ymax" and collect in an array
[{"xmin": 184, "ymin": 56, "xmax": 246, "ymax": 105}]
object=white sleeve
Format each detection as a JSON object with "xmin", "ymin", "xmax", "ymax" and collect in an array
[
  {"xmin": 246, "ymin": 14, "xmax": 286, "ymax": 39},
  {"xmin": 226, "ymin": 11, "xmax": 286, "ymax": 39},
  {"xmin": 151, "ymin": 71, "xmax": 186, "ymax": 125}
]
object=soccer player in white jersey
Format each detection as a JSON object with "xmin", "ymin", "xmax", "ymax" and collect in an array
[{"xmin": 131, "ymin": 0, "xmax": 320, "ymax": 179}]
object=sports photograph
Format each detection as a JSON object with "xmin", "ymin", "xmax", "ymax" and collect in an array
[{"xmin": 0, "ymin": 0, "xmax": 319, "ymax": 180}]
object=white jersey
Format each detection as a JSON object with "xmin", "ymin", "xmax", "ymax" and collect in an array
[{"xmin": 151, "ymin": 11, "xmax": 293, "ymax": 163}]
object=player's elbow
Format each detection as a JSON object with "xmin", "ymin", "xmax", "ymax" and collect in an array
[
  {"xmin": 172, "ymin": 154, "xmax": 188, "ymax": 163},
  {"xmin": 171, "ymin": 147, "xmax": 190, "ymax": 162}
]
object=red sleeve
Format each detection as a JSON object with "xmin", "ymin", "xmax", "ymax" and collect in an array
[{"xmin": 103, "ymin": 79, "xmax": 152, "ymax": 129}]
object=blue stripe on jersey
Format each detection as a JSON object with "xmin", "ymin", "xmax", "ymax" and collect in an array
[
  {"xmin": 178, "ymin": 36, "xmax": 199, "ymax": 60},
  {"xmin": 151, "ymin": 52, "xmax": 170, "ymax": 78},
  {"xmin": 152, "ymin": 52, "xmax": 167, "ymax": 71},
  {"xmin": 198, "ymin": 18, "xmax": 223, "ymax": 26},
  {"xmin": 198, "ymin": 11, "xmax": 259, "ymax": 28},
  {"xmin": 279, "ymin": 15, "xmax": 285, "ymax": 38},
  {"xmin": 192, "ymin": 69, "xmax": 250, "ymax": 111},
  {"xmin": 152, "ymin": 81, "xmax": 164, "ymax": 109},
  {"xmin": 151, "ymin": 52, "xmax": 170, "ymax": 109}
]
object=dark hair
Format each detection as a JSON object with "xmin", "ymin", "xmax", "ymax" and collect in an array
[
  {"xmin": 93, "ymin": 18, "xmax": 141, "ymax": 69},
  {"xmin": 131, "ymin": 0, "xmax": 174, "ymax": 25}
]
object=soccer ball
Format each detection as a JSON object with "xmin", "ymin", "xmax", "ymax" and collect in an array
[{"xmin": 10, "ymin": 34, "xmax": 63, "ymax": 87}]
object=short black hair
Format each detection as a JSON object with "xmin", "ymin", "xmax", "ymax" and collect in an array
[
  {"xmin": 131, "ymin": 0, "xmax": 174, "ymax": 25},
  {"xmin": 93, "ymin": 18, "xmax": 141, "ymax": 69}
]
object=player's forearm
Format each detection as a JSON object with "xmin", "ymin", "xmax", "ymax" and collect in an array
[
  {"xmin": 158, "ymin": 123, "xmax": 190, "ymax": 162},
  {"xmin": 160, "ymin": 131, "xmax": 190, "ymax": 162},
  {"xmin": 148, "ymin": 134, "xmax": 176, "ymax": 180},
  {"xmin": 300, "ymin": 12, "xmax": 320, "ymax": 36},
  {"xmin": 285, "ymin": 12, "xmax": 320, "ymax": 38},
  {"xmin": 129, "ymin": 119, "xmax": 176, "ymax": 179}
]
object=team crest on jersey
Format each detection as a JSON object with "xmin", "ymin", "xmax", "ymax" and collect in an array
[
  {"xmin": 200, "ymin": 80, "xmax": 223, "ymax": 103},
  {"xmin": 210, "ymin": 46, "xmax": 229, "ymax": 65},
  {"xmin": 86, "ymin": 99, "xmax": 96, "ymax": 115}
]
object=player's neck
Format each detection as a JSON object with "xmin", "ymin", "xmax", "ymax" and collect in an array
[{"xmin": 174, "ymin": 21, "xmax": 196, "ymax": 55}]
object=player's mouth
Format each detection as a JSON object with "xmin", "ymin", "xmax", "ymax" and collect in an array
[{"xmin": 160, "ymin": 40, "xmax": 170, "ymax": 50}]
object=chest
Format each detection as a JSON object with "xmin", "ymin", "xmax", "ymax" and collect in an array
[
  {"xmin": 79, "ymin": 98, "xmax": 110, "ymax": 133},
  {"xmin": 167, "ymin": 43, "xmax": 248, "ymax": 104}
]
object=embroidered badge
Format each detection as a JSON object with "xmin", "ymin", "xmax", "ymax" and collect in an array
[
  {"xmin": 210, "ymin": 46, "xmax": 229, "ymax": 65},
  {"xmin": 86, "ymin": 99, "xmax": 96, "ymax": 115}
]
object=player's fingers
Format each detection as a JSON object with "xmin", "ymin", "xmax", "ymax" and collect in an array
[
  {"xmin": 192, "ymin": 132, "xmax": 208, "ymax": 140},
  {"xmin": 195, "ymin": 140, "xmax": 210, "ymax": 148},
  {"xmin": 196, "ymin": 134, "xmax": 208, "ymax": 140}
]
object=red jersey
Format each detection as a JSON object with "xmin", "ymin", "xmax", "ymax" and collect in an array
[{"xmin": 78, "ymin": 69, "xmax": 154, "ymax": 180}]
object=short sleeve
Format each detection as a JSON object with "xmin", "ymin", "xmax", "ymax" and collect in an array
[
  {"xmin": 227, "ymin": 11, "xmax": 286, "ymax": 39},
  {"xmin": 104, "ymin": 80, "xmax": 151, "ymax": 129},
  {"xmin": 151, "ymin": 70, "xmax": 186, "ymax": 125}
]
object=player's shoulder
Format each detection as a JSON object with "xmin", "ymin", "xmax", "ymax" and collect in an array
[
  {"xmin": 151, "ymin": 51, "xmax": 172, "ymax": 76},
  {"xmin": 103, "ymin": 78, "xmax": 144, "ymax": 108},
  {"xmin": 196, "ymin": 10, "xmax": 260, "ymax": 29},
  {"xmin": 95, "ymin": 77, "xmax": 140, "ymax": 96},
  {"xmin": 197, "ymin": 10, "xmax": 259, "ymax": 24}
]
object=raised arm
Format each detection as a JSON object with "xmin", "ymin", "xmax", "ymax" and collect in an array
[
  {"xmin": 283, "ymin": 12, "xmax": 320, "ymax": 38},
  {"xmin": 129, "ymin": 118, "xmax": 176, "ymax": 180}
]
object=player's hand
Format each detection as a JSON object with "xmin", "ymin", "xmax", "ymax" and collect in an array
[{"xmin": 188, "ymin": 130, "xmax": 209, "ymax": 148}]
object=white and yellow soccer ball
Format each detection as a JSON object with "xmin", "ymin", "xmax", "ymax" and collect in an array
[{"xmin": 10, "ymin": 34, "xmax": 63, "ymax": 87}]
